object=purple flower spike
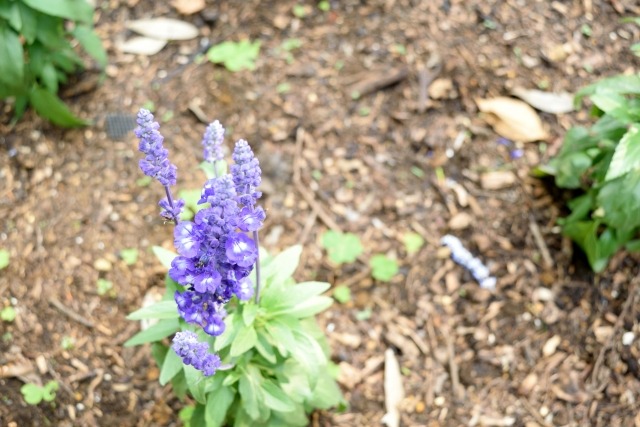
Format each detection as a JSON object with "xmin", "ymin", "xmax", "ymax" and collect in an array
[
  {"xmin": 135, "ymin": 109, "xmax": 178, "ymax": 187},
  {"xmin": 202, "ymin": 120, "xmax": 225, "ymax": 164},
  {"xmin": 172, "ymin": 331, "xmax": 221, "ymax": 376},
  {"xmin": 231, "ymin": 140, "xmax": 262, "ymax": 207},
  {"xmin": 174, "ymin": 222, "xmax": 201, "ymax": 258},
  {"xmin": 225, "ymin": 232, "xmax": 258, "ymax": 268},
  {"xmin": 234, "ymin": 277, "xmax": 255, "ymax": 301},
  {"xmin": 237, "ymin": 206, "xmax": 266, "ymax": 232}
]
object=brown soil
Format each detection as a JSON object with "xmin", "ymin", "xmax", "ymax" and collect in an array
[{"xmin": 2, "ymin": 0, "xmax": 640, "ymax": 426}]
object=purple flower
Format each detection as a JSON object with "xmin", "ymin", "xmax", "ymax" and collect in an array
[
  {"xmin": 231, "ymin": 140, "xmax": 262, "ymax": 207},
  {"xmin": 225, "ymin": 232, "xmax": 258, "ymax": 268},
  {"xmin": 159, "ymin": 198, "xmax": 185, "ymax": 221},
  {"xmin": 237, "ymin": 206, "xmax": 266, "ymax": 232},
  {"xmin": 135, "ymin": 109, "xmax": 178, "ymax": 187},
  {"xmin": 202, "ymin": 120, "xmax": 225, "ymax": 164},
  {"xmin": 234, "ymin": 277, "xmax": 255, "ymax": 301},
  {"xmin": 172, "ymin": 331, "xmax": 221, "ymax": 376},
  {"xmin": 174, "ymin": 222, "xmax": 201, "ymax": 258}
]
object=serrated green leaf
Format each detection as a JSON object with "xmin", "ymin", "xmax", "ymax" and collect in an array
[
  {"xmin": 230, "ymin": 325, "xmax": 257, "ymax": 357},
  {"xmin": 0, "ymin": 249, "xmax": 9, "ymax": 270},
  {"xmin": 261, "ymin": 380, "xmax": 295, "ymax": 412},
  {"xmin": 124, "ymin": 318, "xmax": 179, "ymax": 347},
  {"xmin": 29, "ymin": 87, "xmax": 89, "ymax": 127},
  {"xmin": 370, "ymin": 254, "xmax": 399, "ymax": 282},
  {"xmin": 22, "ymin": 0, "xmax": 93, "ymax": 23},
  {"xmin": 605, "ymin": 125, "xmax": 640, "ymax": 181},
  {"xmin": 184, "ymin": 365, "xmax": 207, "ymax": 404},
  {"xmin": 159, "ymin": 347, "xmax": 183, "ymax": 385},
  {"xmin": 575, "ymin": 74, "xmax": 640, "ymax": 107},
  {"xmin": 205, "ymin": 385, "xmax": 234, "ymax": 427},
  {"xmin": 127, "ymin": 300, "xmax": 178, "ymax": 320},
  {"xmin": 152, "ymin": 246, "xmax": 178, "ymax": 269},
  {"xmin": 72, "ymin": 24, "xmax": 107, "ymax": 68},
  {"xmin": 0, "ymin": 22, "xmax": 24, "ymax": 89}
]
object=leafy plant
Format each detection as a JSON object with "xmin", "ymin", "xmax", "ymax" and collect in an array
[
  {"xmin": 332, "ymin": 285, "xmax": 351, "ymax": 304},
  {"xmin": 321, "ymin": 230, "xmax": 363, "ymax": 265},
  {"xmin": 0, "ymin": 249, "xmax": 9, "ymax": 269},
  {"xmin": 536, "ymin": 74, "xmax": 640, "ymax": 271},
  {"xmin": 125, "ymin": 110, "xmax": 343, "ymax": 426},
  {"xmin": 369, "ymin": 254, "xmax": 398, "ymax": 282},
  {"xmin": 0, "ymin": 0, "xmax": 106, "ymax": 126},
  {"xmin": 119, "ymin": 248, "xmax": 139, "ymax": 266},
  {"xmin": 402, "ymin": 232, "xmax": 424, "ymax": 255},
  {"xmin": 1, "ymin": 306, "xmax": 16, "ymax": 322},
  {"xmin": 96, "ymin": 278, "xmax": 114, "ymax": 296},
  {"xmin": 21, "ymin": 381, "xmax": 59, "ymax": 405},
  {"xmin": 207, "ymin": 40, "xmax": 261, "ymax": 72}
]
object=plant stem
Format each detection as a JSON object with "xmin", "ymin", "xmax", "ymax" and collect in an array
[
  {"xmin": 253, "ymin": 230, "xmax": 261, "ymax": 304},
  {"xmin": 164, "ymin": 185, "xmax": 179, "ymax": 224}
]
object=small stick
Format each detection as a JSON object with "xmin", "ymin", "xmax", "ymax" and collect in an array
[
  {"xmin": 529, "ymin": 216, "xmax": 554, "ymax": 269},
  {"xmin": 519, "ymin": 398, "xmax": 553, "ymax": 427},
  {"xmin": 49, "ymin": 298, "xmax": 95, "ymax": 328},
  {"xmin": 348, "ymin": 66, "xmax": 409, "ymax": 99},
  {"xmin": 445, "ymin": 326, "xmax": 464, "ymax": 400}
]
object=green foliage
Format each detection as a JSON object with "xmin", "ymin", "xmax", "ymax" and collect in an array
[
  {"xmin": 127, "ymin": 245, "xmax": 344, "ymax": 426},
  {"xmin": 369, "ymin": 254, "xmax": 399, "ymax": 282},
  {"xmin": 61, "ymin": 336, "xmax": 75, "ymax": 350},
  {"xmin": 0, "ymin": 0, "xmax": 106, "ymax": 126},
  {"xmin": 0, "ymin": 249, "xmax": 9, "ymax": 269},
  {"xmin": 119, "ymin": 248, "xmax": 139, "ymax": 266},
  {"xmin": 321, "ymin": 230, "xmax": 363, "ymax": 265},
  {"xmin": 21, "ymin": 381, "xmax": 59, "ymax": 405},
  {"xmin": 402, "ymin": 232, "xmax": 424, "ymax": 255},
  {"xmin": 332, "ymin": 285, "xmax": 351, "ymax": 304},
  {"xmin": 178, "ymin": 188, "xmax": 207, "ymax": 221},
  {"xmin": 96, "ymin": 278, "xmax": 114, "ymax": 296},
  {"xmin": 537, "ymin": 73, "xmax": 640, "ymax": 271},
  {"xmin": 1, "ymin": 306, "xmax": 16, "ymax": 322},
  {"xmin": 207, "ymin": 40, "xmax": 261, "ymax": 72}
]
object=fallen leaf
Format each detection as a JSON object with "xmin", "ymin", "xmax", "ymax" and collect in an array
[
  {"xmin": 171, "ymin": 0, "xmax": 205, "ymax": 15},
  {"xmin": 428, "ymin": 78, "xmax": 456, "ymax": 99},
  {"xmin": 126, "ymin": 18, "xmax": 199, "ymax": 41},
  {"xmin": 448, "ymin": 212, "xmax": 472, "ymax": 230},
  {"xmin": 476, "ymin": 97, "xmax": 548, "ymax": 142},
  {"xmin": 117, "ymin": 37, "xmax": 167, "ymax": 55},
  {"xmin": 511, "ymin": 87, "xmax": 574, "ymax": 114},
  {"xmin": 480, "ymin": 170, "xmax": 517, "ymax": 190},
  {"xmin": 381, "ymin": 349, "xmax": 404, "ymax": 427},
  {"xmin": 542, "ymin": 334, "xmax": 561, "ymax": 357}
]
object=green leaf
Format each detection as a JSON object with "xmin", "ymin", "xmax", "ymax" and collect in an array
[
  {"xmin": 575, "ymin": 74, "xmax": 640, "ymax": 107},
  {"xmin": 262, "ymin": 281, "xmax": 330, "ymax": 312},
  {"xmin": 0, "ymin": 2, "xmax": 21, "ymax": 32},
  {"xmin": 1, "ymin": 307, "xmax": 16, "ymax": 322},
  {"xmin": 29, "ymin": 87, "xmax": 89, "ymax": 127},
  {"xmin": 152, "ymin": 246, "xmax": 178, "ymax": 269},
  {"xmin": 0, "ymin": 22, "xmax": 24, "ymax": 89},
  {"xmin": 21, "ymin": 0, "xmax": 93, "ymax": 23},
  {"xmin": 242, "ymin": 304, "xmax": 259, "ymax": 326},
  {"xmin": 17, "ymin": 3, "xmax": 38, "ymax": 44},
  {"xmin": 207, "ymin": 40, "xmax": 261, "ymax": 72},
  {"xmin": 261, "ymin": 245, "xmax": 302, "ymax": 286},
  {"xmin": 563, "ymin": 221, "xmax": 619, "ymax": 272},
  {"xmin": 264, "ymin": 317, "xmax": 298, "ymax": 357},
  {"xmin": 605, "ymin": 125, "xmax": 640, "ymax": 181},
  {"xmin": 0, "ymin": 249, "xmax": 9, "ymax": 269},
  {"xmin": 254, "ymin": 332, "xmax": 277, "ymax": 364},
  {"xmin": 21, "ymin": 383, "xmax": 44, "ymax": 405},
  {"xmin": 290, "ymin": 330, "xmax": 325, "ymax": 387},
  {"xmin": 554, "ymin": 151, "xmax": 592, "ymax": 189},
  {"xmin": 123, "ymin": 318, "xmax": 180, "ymax": 347},
  {"xmin": 41, "ymin": 381, "xmax": 59, "ymax": 402},
  {"xmin": 321, "ymin": 231, "xmax": 363, "ymax": 264},
  {"xmin": 127, "ymin": 300, "xmax": 179, "ymax": 320},
  {"xmin": 184, "ymin": 365, "xmax": 207, "ymax": 404},
  {"xmin": 178, "ymin": 188, "xmax": 205, "ymax": 220},
  {"xmin": 332, "ymin": 285, "xmax": 351, "ymax": 304},
  {"xmin": 72, "ymin": 24, "xmax": 107, "ymax": 68},
  {"xmin": 370, "ymin": 254, "xmax": 399, "ymax": 282},
  {"xmin": 308, "ymin": 374, "xmax": 343, "ymax": 410},
  {"xmin": 119, "ymin": 248, "xmax": 139, "ymax": 266},
  {"xmin": 277, "ymin": 295, "xmax": 333, "ymax": 318},
  {"xmin": 40, "ymin": 62, "xmax": 59, "ymax": 94},
  {"xmin": 402, "ymin": 232, "xmax": 424, "ymax": 255},
  {"xmin": 238, "ymin": 365, "xmax": 263, "ymax": 420},
  {"xmin": 213, "ymin": 312, "xmax": 241, "ymax": 352},
  {"xmin": 230, "ymin": 325, "xmax": 258, "ymax": 357},
  {"xmin": 598, "ymin": 170, "xmax": 640, "ymax": 232},
  {"xmin": 159, "ymin": 348, "xmax": 183, "ymax": 385},
  {"xmin": 205, "ymin": 385, "xmax": 235, "ymax": 427},
  {"xmin": 261, "ymin": 380, "xmax": 295, "ymax": 412}
]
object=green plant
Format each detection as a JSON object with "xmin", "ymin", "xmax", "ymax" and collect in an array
[
  {"xmin": 207, "ymin": 40, "xmax": 261, "ymax": 72},
  {"xmin": 119, "ymin": 248, "xmax": 139, "ymax": 266},
  {"xmin": 96, "ymin": 278, "xmax": 114, "ymax": 296},
  {"xmin": 126, "ymin": 246, "xmax": 343, "ymax": 426},
  {"xmin": 0, "ymin": 0, "xmax": 106, "ymax": 126},
  {"xmin": 536, "ymin": 74, "xmax": 640, "ymax": 271},
  {"xmin": 622, "ymin": 17, "xmax": 640, "ymax": 57},
  {"xmin": 369, "ymin": 254, "xmax": 398, "ymax": 282},
  {"xmin": 321, "ymin": 230, "xmax": 363, "ymax": 265},
  {"xmin": 21, "ymin": 381, "xmax": 59, "ymax": 405},
  {"xmin": 0, "ymin": 249, "xmax": 8, "ymax": 269},
  {"xmin": 402, "ymin": 232, "xmax": 424, "ymax": 255},
  {"xmin": 1, "ymin": 306, "xmax": 16, "ymax": 322},
  {"xmin": 61, "ymin": 335, "xmax": 75, "ymax": 350},
  {"xmin": 332, "ymin": 285, "xmax": 351, "ymax": 304}
]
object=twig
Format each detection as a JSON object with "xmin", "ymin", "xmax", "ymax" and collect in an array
[
  {"xmin": 529, "ymin": 216, "xmax": 554, "ymax": 269},
  {"xmin": 417, "ymin": 62, "xmax": 442, "ymax": 113},
  {"xmin": 445, "ymin": 325, "xmax": 464, "ymax": 400},
  {"xmin": 348, "ymin": 66, "xmax": 409, "ymax": 99},
  {"xmin": 518, "ymin": 398, "xmax": 553, "ymax": 427},
  {"xmin": 49, "ymin": 298, "xmax": 95, "ymax": 328}
]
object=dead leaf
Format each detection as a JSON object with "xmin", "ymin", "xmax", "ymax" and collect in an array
[
  {"xmin": 381, "ymin": 349, "xmax": 404, "ymax": 427},
  {"xmin": 448, "ymin": 212, "xmax": 472, "ymax": 230},
  {"xmin": 428, "ymin": 78, "xmax": 456, "ymax": 99},
  {"xmin": 126, "ymin": 18, "xmax": 199, "ymax": 41},
  {"xmin": 511, "ymin": 87, "xmax": 574, "ymax": 114},
  {"xmin": 542, "ymin": 335, "xmax": 561, "ymax": 357},
  {"xmin": 480, "ymin": 170, "xmax": 517, "ymax": 190},
  {"xmin": 171, "ymin": 0, "xmax": 205, "ymax": 15},
  {"xmin": 476, "ymin": 97, "xmax": 548, "ymax": 142},
  {"xmin": 117, "ymin": 37, "xmax": 167, "ymax": 56}
]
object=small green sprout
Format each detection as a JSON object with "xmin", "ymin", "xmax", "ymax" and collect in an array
[
  {"xmin": 318, "ymin": 0, "xmax": 330, "ymax": 11},
  {"xmin": 0, "ymin": 249, "xmax": 9, "ymax": 270},
  {"xmin": 402, "ymin": 232, "xmax": 425, "ymax": 255},
  {"xmin": 1, "ymin": 306, "xmax": 16, "ymax": 322},
  {"xmin": 120, "ymin": 248, "xmax": 139, "ymax": 266},
  {"xmin": 21, "ymin": 381, "xmax": 59, "ymax": 405},
  {"xmin": 321, "ymin": 230, "xmax": 363, "ymax": 265},
  {"xmin": 207, "ymin": 40, "xmax": 261, "ymax": 72},
  {"xmin": 61, "ymin": 336, "xmax": 75, "ymax": 350},
  {"xmin": 96, "ymin": 279, "xmax": 114, "ymax": 296},
  {"xmin": 333, "ymin": 285, "xmax": 351, "ymax": 304},
  {"xmin": 370, "ymin": 254, "xmax": 399, "ymax": 282}
]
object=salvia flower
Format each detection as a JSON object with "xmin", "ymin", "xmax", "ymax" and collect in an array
[
  {"xmin": 202, "ymin": 120, "xmax": 225, "ymax": 165},
  {"xmin": 441, "ymin": 234, "xmax": 496, "ymax": 290},
  {"xmin": 172, "ymin": 331, "xmax": 221, "ymax": 376}
]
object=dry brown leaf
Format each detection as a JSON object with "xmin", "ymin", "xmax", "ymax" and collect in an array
[
  {"xmin": 511, "ymin": 87, "xmax": 574, "ymax": 114},
  {"xmin": 126, "ymin": 18, "xmax": 199, "ymax": 41},
  {"xmin": 117, "ymin": 37, "xmax": 167, "ymax": 56},
  {"xmin": 171, "ymin": 0, "xmax": 205, "ymax": 15},
  {"xmin": 476, "ymin": 97, "xmax": 548, "ymax": 142},
  {"xmin": 480, "ymin": 170, "xmax": 516, "ymax": 190}
]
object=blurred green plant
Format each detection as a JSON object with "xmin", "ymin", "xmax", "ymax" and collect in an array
[
  {"xmin": 0, "ymin": 0, "xmax": 106, "ymax": 126},
  {"xmin": 332, "ymin": 285, "xmax": 351, "ymax": 304},
  {"xmin": 622, "ymin": 17, "xmax": 640, "ymax": 57},
  {"xmin": 321, "ymin": 230, "xmax": 363, "ymax": 265},
  {"xmin": 0, "ymin": 249, "xmax": 9, "ymax": 269},
  {"xmin": 1, "ymin": 306, "xmax": 16, "ymax": 322},
  {"xmin": 369, "ymin": 254, "xmax": 398, "ymax": 282},
  {"xmin": 119, "ymin": 248, "xmax": 139, "ymax": 266},
  {"xmin": 21, "ymin": 381, "xmax": 59, "ymax": 405},
  {"xmin": 96, "ymin": 278, "xmax": 114, "ymax": 296},
  {"xmin": 402, "ymin": 232, "xmax": 424, "ymax": 255},
  {"xmin": 536, "ymin": 74, "xmax": 640, "ymax": 271},
  {"xmin": 207, "ymin": 40, "xmax": 260, "ymax": 72}
]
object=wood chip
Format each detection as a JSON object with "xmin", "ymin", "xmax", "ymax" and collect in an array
[
  {"xmin": 481, "ymin": 171, "xmax": 517, "ymax": 190},
  {"xmin": 381, "ymin": 349, "xmax": 404, "ymax": 427}
]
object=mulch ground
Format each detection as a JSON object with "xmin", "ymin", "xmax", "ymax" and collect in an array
[{"xmin": 2, "ymin": 0, "xmax": 640, "ymax": 426}]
